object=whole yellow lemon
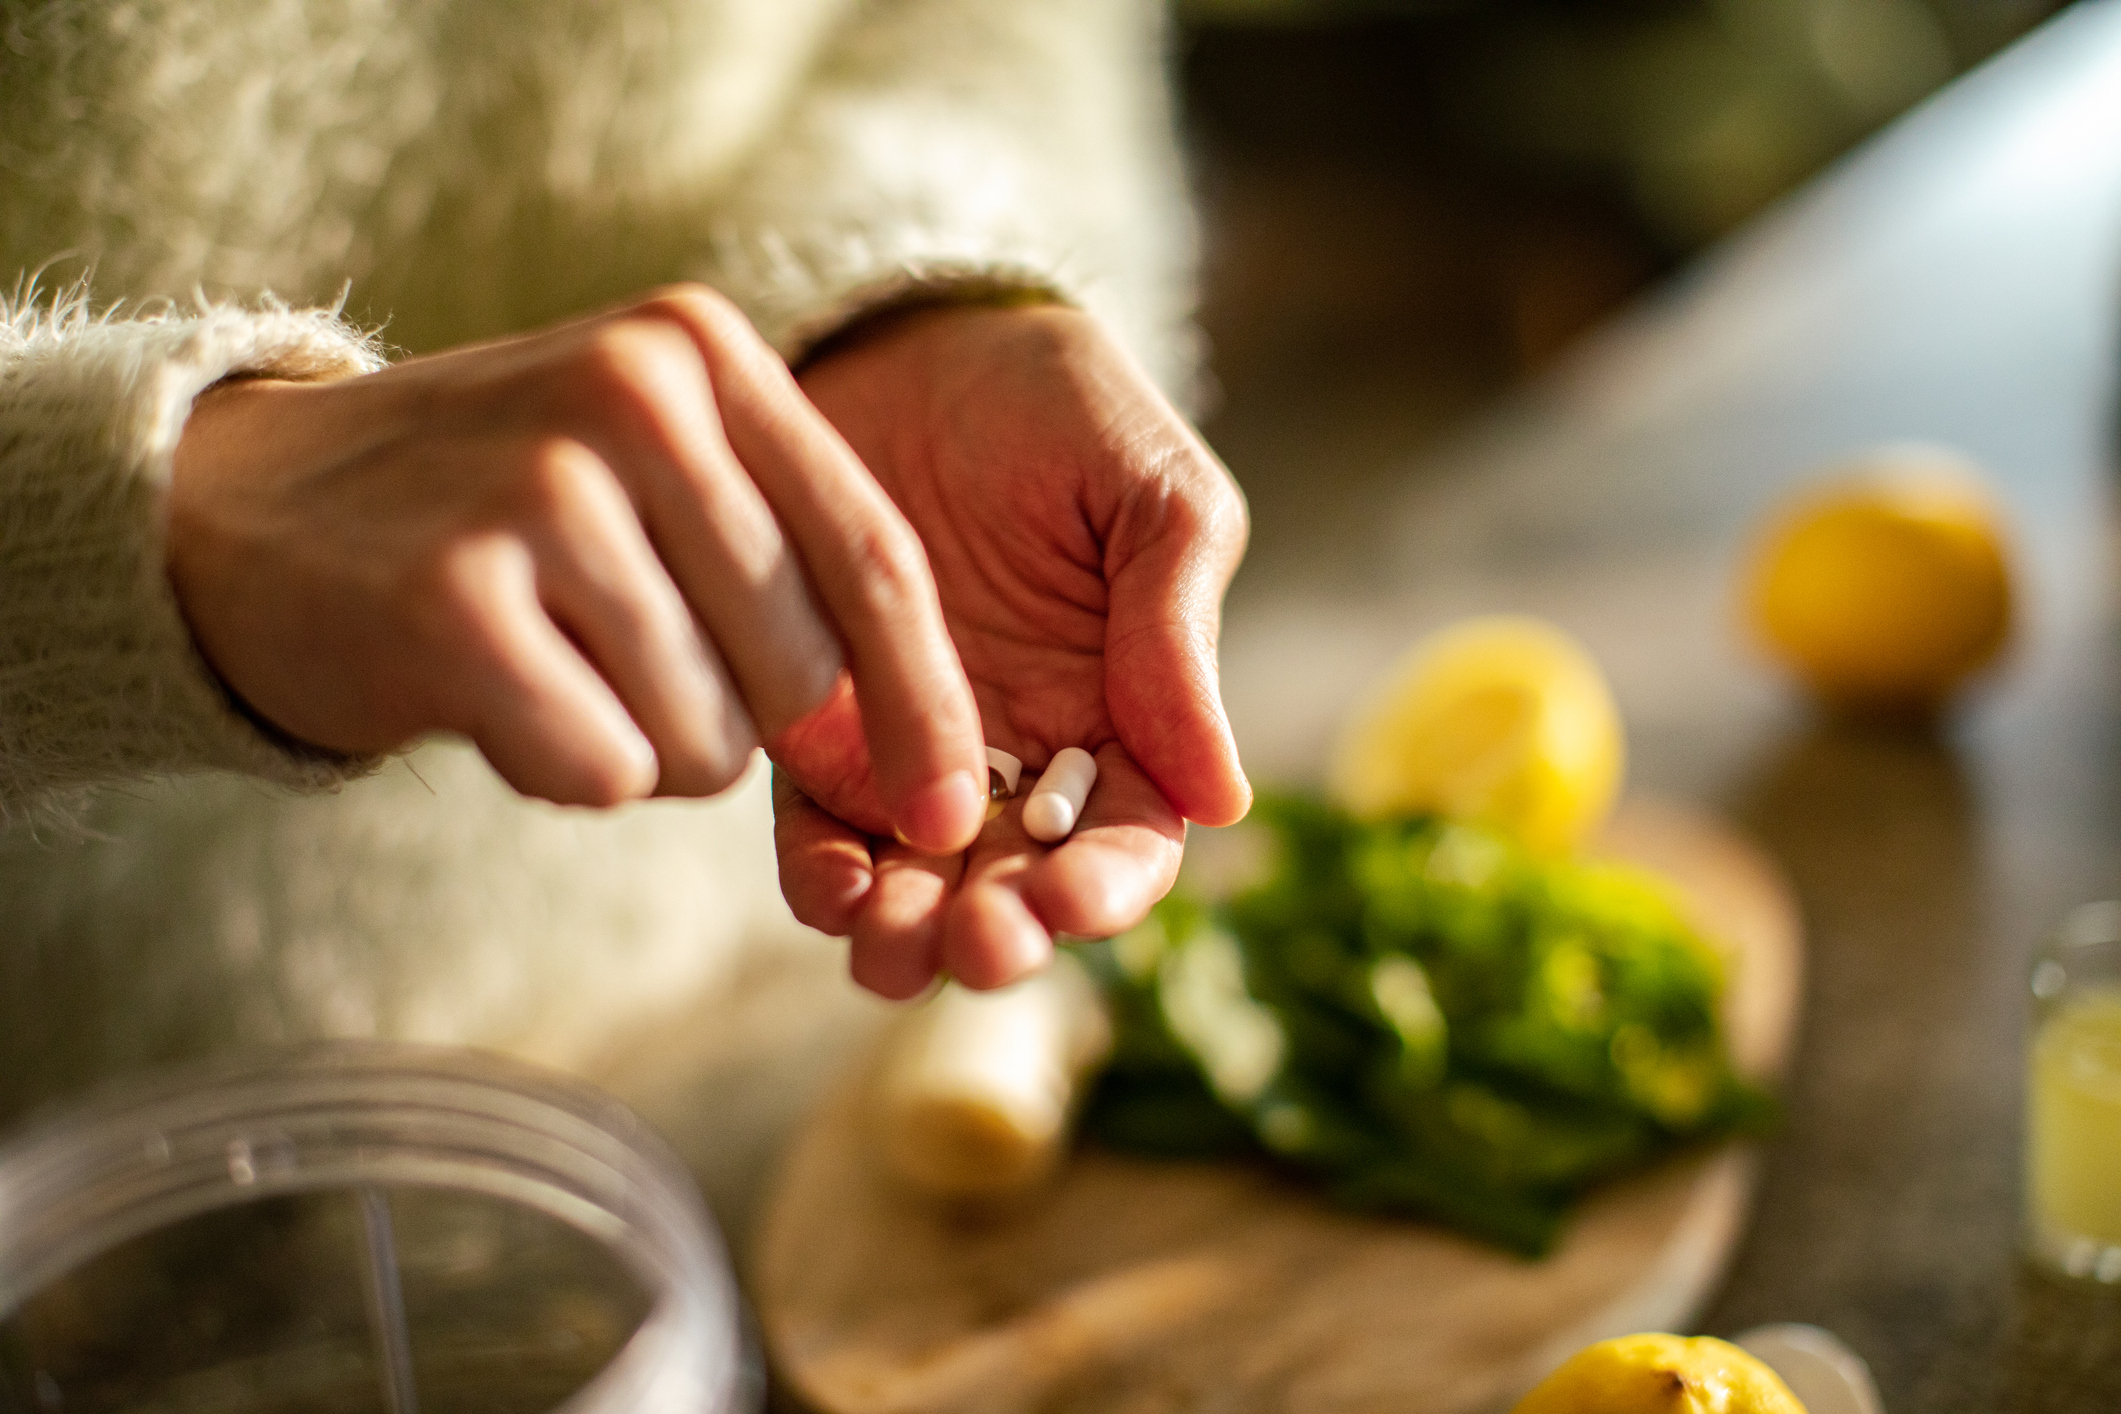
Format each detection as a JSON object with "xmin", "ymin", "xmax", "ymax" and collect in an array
[
  {"xmin": 1744, "ymin": 448, "xmax": 2013, "ymax": 712},
  {"xmin": 1512, "ymin": 1332, "xmax": 1807, "ymax": 1414},
  {"xmin": 1328, "ymin": 616, "xmax": 1623, "ymax": 855}
]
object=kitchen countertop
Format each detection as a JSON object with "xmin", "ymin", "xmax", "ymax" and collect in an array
[{"xmin": 1205, "ymin": 3, "xmax": 2121, "ymax": 1408}]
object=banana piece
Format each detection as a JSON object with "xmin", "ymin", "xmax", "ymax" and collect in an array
[{"xmin": 873, "ymin": 954, "xmax": 1114, "ymax": 1199}]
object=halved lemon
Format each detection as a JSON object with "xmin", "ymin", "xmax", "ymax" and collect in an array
[
  {"xmin": 1329, "ymin": 616, "xmax": 1624, "ymax": 856},
  {"xmin": 1744, "ymin": 446, "xmax": 2013, "ymax": 712}
]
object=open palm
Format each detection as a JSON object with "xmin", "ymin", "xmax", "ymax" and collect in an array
[{"xmin": 771, "ymin": 304, "xmax": 1251, "ymax": 997}]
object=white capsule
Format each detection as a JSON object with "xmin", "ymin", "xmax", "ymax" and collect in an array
[{"xmin": 1023, "ymin": 747, "xmax": 1098, "ymax": 842}]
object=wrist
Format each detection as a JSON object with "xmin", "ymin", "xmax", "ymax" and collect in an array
[
  {"xmin": 797, "ymin": 282, "xmax": 1071, "ymax": 374},
  {"xmin": 167, "ymin": 381, "xmax": 284, "ymax": 703},
  {"xmin": 171, "ymin": 376, "xmax": 297, "ymax": 498}
]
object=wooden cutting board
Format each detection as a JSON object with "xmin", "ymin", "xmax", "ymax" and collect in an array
[{"xmin": 754, "ymin": 798, "xmax": 1803, "ymax": 1414}]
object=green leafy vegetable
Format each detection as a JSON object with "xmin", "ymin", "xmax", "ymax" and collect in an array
[{"xmin": 1078, "ymin": 794, "xmax": 1774, "ymax": 1257}]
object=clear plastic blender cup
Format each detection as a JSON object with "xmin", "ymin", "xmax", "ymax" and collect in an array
[{"xmin": 0, "ymin": 1043, "xmax": 751, "ymax": 1412}]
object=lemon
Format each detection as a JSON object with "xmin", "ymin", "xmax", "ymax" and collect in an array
[
  {"xmin": 1744, "ymin": 447, "xmax": 2014, "ymax": 712},
  {"xmin": 1511, "ymin": 1333, "xmax": 1807, "ymax": 1414},
  {"xmin": 1329, "ymin": 616, "xmax": 1624, "ymax": 856}
]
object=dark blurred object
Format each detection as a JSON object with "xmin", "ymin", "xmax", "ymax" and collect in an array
[
  {"xmin": 1180, "ymin": 0, "xmax": 2069, "ymax": 391},
  {"xmin": 2001, "ymin": 1259, "xmax": 2121, "ymax": 1413}
]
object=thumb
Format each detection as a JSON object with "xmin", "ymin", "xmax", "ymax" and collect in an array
[
  {"xmin": 765, "ymin": 674, "xmax": 896, "ymax": 838},
  {"xmin": 1104, "ymin": 469, "xmax": 1252, "ymax": 827}
]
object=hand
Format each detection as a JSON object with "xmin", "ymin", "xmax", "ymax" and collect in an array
[
  {"xmin": 168, "ymin": 287, "xmax": 991, "ymax": 849},
  {"xmin": 773, "ymin": 303, "xmax": 1252, "ymax": 998}
]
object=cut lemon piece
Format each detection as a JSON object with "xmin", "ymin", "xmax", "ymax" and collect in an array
[
  {"xmin": 1744, "ymin": 446, "xmax": 2013, "ymax": 712},
  {"xmin": 1329, "ymin": 616, "xmax": 1624, "ymax": 855},
  {"xmin": 1511, "ymin": 1333, "xmax": 1807, "ymax": 1414}
]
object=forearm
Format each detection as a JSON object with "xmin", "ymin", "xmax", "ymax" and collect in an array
[{"xmin": 0, "ymin": 292, "xmax": 382, "ymax": 814}]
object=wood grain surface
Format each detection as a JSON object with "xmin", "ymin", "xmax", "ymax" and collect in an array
[{"xmin": 754, "ymin": 798, "xmax": 1802, "ymax": 1414}]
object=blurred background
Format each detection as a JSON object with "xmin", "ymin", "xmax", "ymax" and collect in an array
[{"xmin": 1176, "ymin": 0, "xmax": 2070, "ymax": 570}]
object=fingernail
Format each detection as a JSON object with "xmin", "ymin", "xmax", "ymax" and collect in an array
[{"xmin": 897, "ymin": 769, "xmax": 982, "ymax": 853}]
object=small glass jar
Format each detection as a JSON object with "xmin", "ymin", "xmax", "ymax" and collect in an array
[
  {"xmin": 2025, "ymin": 902, "xmax": 2121, "ymax": 1282},
  {"xmin": 0, "ymin": 1042, "xmax": 750, "ymax": 1412}
]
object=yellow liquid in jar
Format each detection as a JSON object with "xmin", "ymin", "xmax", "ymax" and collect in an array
[{"xmin": 2028, "ymin": 988, "xmax": 2121, "ymax": 1250}]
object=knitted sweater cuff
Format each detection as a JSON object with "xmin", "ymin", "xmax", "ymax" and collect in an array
[
  {"xmin": 705, "ymin": 223, "xmax": 1081, "ymax": 368},
  {"xmin": 0, "ymin": 302, "xmax": 384, "ymax": 811}
]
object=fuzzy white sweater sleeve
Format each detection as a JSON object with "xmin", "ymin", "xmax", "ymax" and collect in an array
[
  {"xmin": 700, "ymin": 0, "xmax": 1200, "ymax": 395},
  {"xmin": 0, "ymin": 299, "xmax": 384, "ymax": 812}
]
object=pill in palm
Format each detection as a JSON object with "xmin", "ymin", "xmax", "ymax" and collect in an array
[
  {"xmin": 985, "ymin": 746, "xmax": 1023, "ymax": 798},
  {"xmin": 1023, "ymin": 747, "xmax": 1098, "ymax": 842},
  {"xmin": 985, "ymin": 747, "xmax": 1024, "ymax": 822}
]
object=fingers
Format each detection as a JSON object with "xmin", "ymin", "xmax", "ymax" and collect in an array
[
  {"xmin": 1017, "ymin": 747, "xmax": 1187, "ymax": 937},
  {"xmin": 1105, "ymin": 437, "xmax": 1254, "ymax": 828},
  {"xmin": 548, "ymin": 313, "xmax": 846, "ymax": 742},
  {"xmin": 525, "ymin": 439, "xmax": 758, "ymax": 796},
  {"xmin": 783, "ymin": 742, "xmax": 1182, "ymax": 1000},
  {"xmin": 172, "ymin": 287, "xmax": 985, "ymax": 829},
  {"xmin": 775, "ymin": 768, "xmax": 953, "ymax": 1000},
  {"xmin": 640, "ymin": 290, "xmax": 988, "ymax": 854},
  {"xmin": 445, "ymin": 542, "xmax": 660, "ymax": 806},
  {"xmin": 773, "ymin": 767, "xmax": 876, "ymax": 935},
  {"xmin": 940, "ymin": 747, "xmax": 1184, "ymax": 987},
  {"xmin": 764, "ymin": 674, "xmax": 893, "ymax": 836},
  {"xmin": 441, "ymin": 286, "xmax": 983, "ymax": 839},
  {"xmin": 942, "ymin": 870, "xmax": 1053, "ymax": 990},
  {"xmin": 850, "ymin": 847, "xmax": 962, "ymax": 999}
]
